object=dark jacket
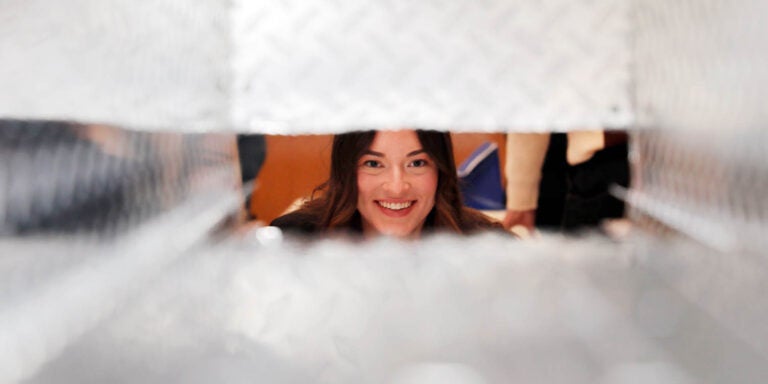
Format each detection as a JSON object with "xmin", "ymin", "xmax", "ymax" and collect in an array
[{"xmin": 270, "ymin": 207, "xmax": 504, "ymax": 237}]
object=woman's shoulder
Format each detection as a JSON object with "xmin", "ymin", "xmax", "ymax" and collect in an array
[
  {"xmin": 270, "ymin": 209, "xmax": 322, "ymax": 234},
  {"xmin": 460, "ymin": 207, "xmax": 507, "ymax": 233}
]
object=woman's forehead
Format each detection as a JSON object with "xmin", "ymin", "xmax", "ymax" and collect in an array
[{"xmin": 368, "ymin": 130, "xmax": 423, "ymax": 155}]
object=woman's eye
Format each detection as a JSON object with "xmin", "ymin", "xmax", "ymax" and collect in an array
[
  {"xmin": 410, "ymin": 159, "xmax": 428, "ymax": 167},
  {"xmin": 362, "ymin": 160, "xmax": 381, "ymax": 168}
]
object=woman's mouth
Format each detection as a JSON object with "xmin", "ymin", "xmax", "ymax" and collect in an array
[
  {"xmin": 376, "ymin": 200, "xmax": 414, "ymax": 211},
  {"xmin": 375, "ymin": 200, "xmax": 417, "ymax": 217}
]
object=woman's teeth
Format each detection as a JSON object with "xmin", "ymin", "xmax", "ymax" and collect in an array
[{"xmin": 378, "ymin": 201, "xmax": 413, "ymax": 210}]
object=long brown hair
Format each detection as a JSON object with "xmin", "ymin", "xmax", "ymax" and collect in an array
[{"xmin": 299, "ymin": 130, "xmax": 496, "ymax": 234}]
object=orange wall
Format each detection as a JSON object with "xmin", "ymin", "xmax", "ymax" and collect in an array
[
  {"xmin": 250, "ymin": 133, "xmax": 505, "ymax": 224},
  {"xmin": 451, "ymin": 132, "xmax": 507, "ymax": 172}
]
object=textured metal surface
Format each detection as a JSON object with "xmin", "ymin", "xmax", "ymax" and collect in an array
[
  {"xmin": 0, "ymin": 122, "xmax": 241, "ymax": 237},
  {"xmin": 4, "ymin": 234, "xmax": 766, "ymax": 384},
  {"xmin": 629, "ymin": 0, "xmax": 768, "ymax": 254},
  {"xmin": 0, "ymin": 123, "xmax": 244, "ymax": 383},
  {"xmin": 232, "ymin": 0, "xmax": 632, "ymax": 133},
  {"xmin": 2, "ymin": 1, "xmax": 768, "ymax": 382},
  {"xmin": 1, "ymin": 0, "xmax": 631, "ymax": 133},
  {"xmin": 0, "ymin": 0, "xmax": 230, "ymax": 131}
]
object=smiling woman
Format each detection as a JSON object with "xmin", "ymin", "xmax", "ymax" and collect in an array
[
  {"xmin": 356, "ymin": 131, "xmax": 439, "ymax": 238},
  {"xmin": 270, "ymin": 130, "xmax": 502, "ymax": 238}
]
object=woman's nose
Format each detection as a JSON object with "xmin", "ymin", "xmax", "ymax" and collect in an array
[{"xmin": 382, "ymin": 168, "xmax": 410, "ymax": 194}]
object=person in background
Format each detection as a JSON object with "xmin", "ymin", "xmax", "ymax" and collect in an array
[
  {"xmin": 271, "ymin": 129, "xmax": 502, "ymax": 238},
  {"xmin": 237, "ymin": 134, "xmax": 267, "ymax": 219},
  {"xmin": 503, "ymin": 130, "xmax": 629, "ymax": 232}
]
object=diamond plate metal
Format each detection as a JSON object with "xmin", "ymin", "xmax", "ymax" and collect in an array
[
  {"xmin": 1, "ymin": 0, "xmax": 631, "ymax": 133},
  {"xmin": 630, "ymin": 0, "xmax": 768, "ymax": 255},
  {"xmin": 0, "ymin": 0, "xmax": 231, "ymax": 131},
  {"xmin": 233, "ymin": 0, "xmax": 632, "ymax": 133}
]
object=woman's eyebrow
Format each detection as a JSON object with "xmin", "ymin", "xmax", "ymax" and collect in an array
[
  {"xmin": 362, "ymin": 150, "xmax": 384, "ymax": 157},
  {"xmin": 362, "ymin": 149, "xmax": 426, "ymax": 157}
]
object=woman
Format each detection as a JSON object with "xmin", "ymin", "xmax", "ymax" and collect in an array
[{"xmin": 271, "ymin": 129, "xmax": 502, "ymax": 238}]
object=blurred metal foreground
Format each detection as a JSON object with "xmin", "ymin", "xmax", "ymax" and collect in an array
[
  {"xmin": 2, "ymin": 230, "xmax": 768, "ymax": 384},
  {"xmin": 1, "ymin": 124, "xmax": 766, "ymax": 384}
]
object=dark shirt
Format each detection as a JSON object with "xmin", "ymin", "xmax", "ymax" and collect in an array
[
  {"xmin": 269, "ymin": 210, "xmax": 323, "ymax": 235},
  {"xmin": 270, "ymin": 207, "xmax": 504, "ymax": 237}
]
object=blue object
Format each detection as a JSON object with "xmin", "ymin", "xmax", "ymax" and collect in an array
[{"xmin": 457, "ymin": 141, "xmax": 506, "ymax": 210}]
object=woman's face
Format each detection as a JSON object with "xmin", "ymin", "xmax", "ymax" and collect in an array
[{"xmin": 356, "ymin": 130, "xmax": 439, "ymax": 238}]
